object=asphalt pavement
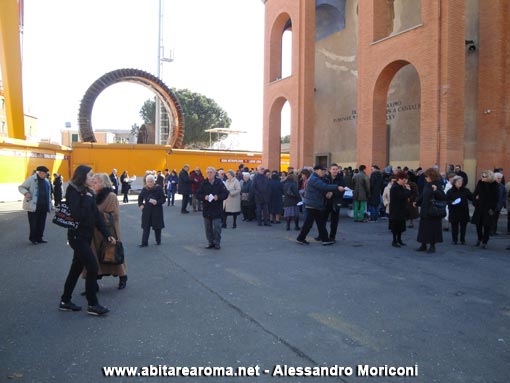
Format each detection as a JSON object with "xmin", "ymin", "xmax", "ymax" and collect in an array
[{"xmin": 0, "ymin": 196, "xmax": 509, "ymax": 383}]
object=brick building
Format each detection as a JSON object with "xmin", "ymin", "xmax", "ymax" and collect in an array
[{"xmin": 262, "ymin": 0, "xmax": 510, "ymax": 186}]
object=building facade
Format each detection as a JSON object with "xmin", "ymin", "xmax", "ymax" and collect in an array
[{"xmin": 263, "ymin": 0, "xmax": 510, "ymax": 185}]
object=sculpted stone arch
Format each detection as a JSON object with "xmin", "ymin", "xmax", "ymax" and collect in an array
[{"xmin": 78, "ymin": 68, "xmax": 185, "ymax": 147}]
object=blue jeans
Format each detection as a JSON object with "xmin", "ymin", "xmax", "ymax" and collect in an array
[
  {"xmin": 368, "ymin": 195, "xmax": 381, "ymax": 221},
  {"xmin": 204, "ymin": 217, "xmax": 222, "ymax": 245}
]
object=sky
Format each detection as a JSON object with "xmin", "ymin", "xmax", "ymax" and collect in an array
[{"xmin": 21, "ymin": 0, "xmax": 268, "ymax": 150}]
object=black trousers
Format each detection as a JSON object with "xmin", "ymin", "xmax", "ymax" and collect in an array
[
  {"xmin": 323, "ymin": 207, "xmax": 340, "ymax": 240},
  {"xmin": 122, "ymin": 191, "xmax": 129, "ymax": 203},
  {"xmin": 27, "ymin": 206, "xmax": 47, "ymax": 242},
  {"xmin": 142, "ymin": 227, "xmax": 161, "ymax": 245},
  {"xmin": 61, "ymin": 237, "xmax": 98, "ymax": 306},
  {"xmin": 181, "ymin": 193, "xmax": 191, "ymax": 211},
  {"xmin": 451, "ymin": 221, "xmax": 467, "ymax": 243},
  {"xmin": 297, "ymin": 208, "xmax": 329, "ymax": 242},
  {"xmin": 476, "ymin": 223, "xmax": 491, "ymax": 244}
]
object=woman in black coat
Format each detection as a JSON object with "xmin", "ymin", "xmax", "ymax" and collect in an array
[
  {"xmin": 389, "ymin": 172, "xmax": 412, "ymax": 247},
  {"xmin": 446, "ymin": 175, "xmax": 473, "ymax": 245},
  {"xmin": 138, "ymin": 175, "xmax": 166, "ymax": 247},
  {"xmin": 416, "ymin": 168, "xmax": 446, "ymax": 253},
  {"xmin": 471, "ymin": 171, "xmax": 499, "ymax": 249},
  {"xmin": 60, "ymin": 165, "xmax": 115, "ymax": 316}
]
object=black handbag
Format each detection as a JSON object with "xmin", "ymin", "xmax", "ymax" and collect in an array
[
  {"xmin": 98, "ymin": 213, "xmax": 124, "ymax": 265},
  {"xmin": 428, "ymin": 198, "xmax": 447, "ymax": 218},
  {"xmin": 52, "ymin": 202, "xmax": 79, "ymax": 229}
]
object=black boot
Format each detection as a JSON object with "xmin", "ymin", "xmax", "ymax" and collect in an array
[
  {"xmin": 118, "ymin": 275, "xmax": 128, "ymax": 290},
  {"xmin": 286, "ymin": 218, "xmax": 291, "ymax": 231},
  {"xmin": 232, "ymin": 215, "xmax": 237, "ymax": 229},
  {"xmin": 427, "ymin": 244, "xmax": 436, "ymax": 253},
  {"xmin": 416, "ymin": 243, "xmax": 427, "ymax": 252},
  {"xmin": 294, "ymin": 218, "xmax": 300, "ymax": 231}
]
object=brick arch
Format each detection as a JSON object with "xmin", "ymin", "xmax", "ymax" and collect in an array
[
  {"xmin": 370, "ymin": 60, "xmax": 421, "ymax": 166},
  {"xmin": 268, "ymin": 12, "xmax": 293, "ymax": 82}
]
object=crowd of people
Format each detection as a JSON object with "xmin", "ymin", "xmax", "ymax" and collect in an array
[{"xmin": 17, "ymin": 162, "xmax": 510, "ymax": 316}]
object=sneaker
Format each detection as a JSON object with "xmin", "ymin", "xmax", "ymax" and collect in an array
[
  {"xmin": 296, "ymin": 239, "xmax": 310, "ymax": 245},
  {"xmin": 59, "ymin": 301, "xmax": 82, "ymax": 312},
  {"xmin": 87, "ymin": 304, "xmax": 109, "ymax": 316},
  {"xmin": 321, "ymin": 240, "xmax": 335, "ymax": 246}
]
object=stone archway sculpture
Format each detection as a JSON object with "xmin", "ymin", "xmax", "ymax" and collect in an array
[{"xmin": 78, "ymin": 68, "xmax": 185, "ymax": 147}]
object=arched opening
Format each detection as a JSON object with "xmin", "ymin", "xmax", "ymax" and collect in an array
[
  {"xmin": 282, "ymin": 26, "xmax": 292, "ymax": 79},
  {"xmin": 280, "ymin": 100, "xmax": 291, "ymax": 156},
  {"xmin": 269, "ymin": 13, "xmax": 292, "ymax": 82},
  {"xmin": 315, "ymin": 0, "xmax": 346, "ymax": 41},
  {"xmin": 268, "ymin": 97, "xmax": 289, "ymax": 169},
  {"xmin": 372, "ymin": 60, "xmax": 421, "ymax": 168},
  {"xmin": 91, "ymin": 82, "xmax": 154, "ymax": 143}
]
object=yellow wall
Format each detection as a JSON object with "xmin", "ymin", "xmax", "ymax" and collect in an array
[
  {"xmin": 0, "ymin": 138, "xmax": 72, "ymax": 202},
  {"xmin": 71, "ymin": 143, "xmax": 290, "ymax": 176}
]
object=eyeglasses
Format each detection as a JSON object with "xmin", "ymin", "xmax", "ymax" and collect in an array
[{"xmin": 481, "ymin": 175, "xmax": 487, "ymax": 178}]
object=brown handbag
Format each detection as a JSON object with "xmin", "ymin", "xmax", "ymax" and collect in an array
[{"xmin": 98, "ymin": 213, "xmax": 124, "ymax": 265}]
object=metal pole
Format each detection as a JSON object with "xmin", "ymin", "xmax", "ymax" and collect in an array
[{"xmin": 155, "ymin": 0, "xmax": 162, "ymax": 144}]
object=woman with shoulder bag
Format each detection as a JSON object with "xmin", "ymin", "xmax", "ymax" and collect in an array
[
  {"xmin": 446, "ymin": 175, "xmax": 473, "ymax": 245},
  {"xmin": 415, "ymin": 168, "xmax": 446, "ymax": 253},
  {"xmin": 82, "ymin": 173, "xmax": 127, "ymax": 290},
  {"xmin": 59, "ymin": 165, "xmax": 116, "ymax": 316},
  {"xmin": 283, "ymin": 173, "xmax": 301, "ymax": 231}
]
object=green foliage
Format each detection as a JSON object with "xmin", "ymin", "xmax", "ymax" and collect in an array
[
  {"xmin": 139, "ymin": 99, "xmax": 156, "ymax": 124},
  {"xmin": 136, "ymin": 90, "xmax": 232, "ymax": 147},
  {"xmin": 281, "ymin": 135, "xmax": 290, "ymax": 144},
  {"xmin": 172, "ymin": 88, "xmax": 232, "ymax": 147}
]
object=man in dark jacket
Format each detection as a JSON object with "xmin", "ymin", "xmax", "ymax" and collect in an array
[
  {"xmin": 178, "ymin": 165, "xmax": 192, "ymax": 214},
  {"xmin": 352, "ymin": 165, "xmax": 370, "ymax": 222},
  {"xmin": 196, "ymin": 167, "xmax": 229, "ymax": 250},
  {"xmin": 368, "ymin": 165, "xmax": 383, "ymax": 221},
  {"xmin": 297, "ymin": 165, "xmax": 345, "ymax": 245},
  {"xmin": 322, "ymin": 163, "xmax": 345, "ymax": 242},
  {"xmin": 109, "ymin": 169, "xmax": 119, "ymax": 195},
  {"xmin": 252, "ymin": 165, "xmax": 271, "ymax": 226}
]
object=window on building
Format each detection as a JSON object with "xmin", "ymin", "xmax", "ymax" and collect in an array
[{"xmin": 71, "ymin": 133, "xmax": 79, "ymax": 143}]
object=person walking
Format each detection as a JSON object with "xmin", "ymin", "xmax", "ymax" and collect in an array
[
  {"xmin": 471, "ymin": 170, "xmax": 499, "ymax": 249},
  {"xmin": 138, "ymin": 175, "xmax": 166, "ymax": 247},
  {"xmin": 322, "ymin": 163, "xmax": 346, "ymax": 241},
  {"xmin": 178, "ymin": 165, "xmax": 192, "ymax": 214},
  {"xmin": 389, "ymin": 172, "xmax": 412, "ymax": 247},
  {"xmin": 415, "ymin": 168, "xmax": 446, "ymax": 253},
  {"xmin": 223, "ymin": 170, "xmax": 241, "ymax": 228},
  {"xmin": 88, "ymin": 173, "xmax": 127, "ymax": 289},
  {"xmin": 490, "ymin": 172, "xmax": 506, "ymax": 235},
  {"xmin": 296, "ymin": 165, "xmax": 345, "ymax": 245},
  {"xmin": 252, "ymin": 165, "xmax": 272, "ymax": 226},
  {"xmin": 446, "ymin": 175, "xmax": 472, "ymax": 245},
  {"xmin": 352, "ymin": 165, "xmax": 370, "ymax": 222},
  {"xmin": 52, "ymin": 172, "xmax": 63, "ymax": 208},
  {"xmin": 196, "ymin": 167, "xmax": 229, "ymax": 250},
  {"xmin": 19, "ymin": 165, "xmax": 53, "ymax": 245},
  {"xmin": 120, "ymin": 170, "xmax": 131, "ymax": 203},
  {"xmin": 59, "ymin": 165, "xmax": 115, "ymax": 316}
]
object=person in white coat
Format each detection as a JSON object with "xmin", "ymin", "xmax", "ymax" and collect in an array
[
  {"xmin": 18, "ymin": 165, "xmax": 54, "ymax": 244},
  {"xmin": 223, "ymin": 170, "xmax": 241, "ymax": 228}
]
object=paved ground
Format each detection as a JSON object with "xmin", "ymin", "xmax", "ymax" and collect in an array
[{"xmin": 0, "ymin": 196, "xmax": 509, "ymax": 383}]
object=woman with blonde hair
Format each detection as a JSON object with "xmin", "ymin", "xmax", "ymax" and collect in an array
[
  {"xmin": 87, "ymin": 173, "xmax": 127, "ymax": 289},
  {"xmin": 223, "ymin": 170, "xmax": 241, "ymax": 228}
]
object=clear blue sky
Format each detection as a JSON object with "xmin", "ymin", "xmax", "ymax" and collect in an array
[{"xmin": 21, "ymin": 0, "xmax": 266, "ymax": 149}]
